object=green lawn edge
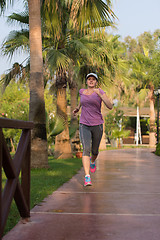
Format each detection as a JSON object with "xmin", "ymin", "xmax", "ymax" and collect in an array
[{"xmin": 3, "ymin": 156, "xmax": 82, "ymax": 236}]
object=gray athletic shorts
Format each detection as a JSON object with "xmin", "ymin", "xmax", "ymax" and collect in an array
[{"xmin": 79, "ymin": 123, "xmax": 103, "ymax": 157}]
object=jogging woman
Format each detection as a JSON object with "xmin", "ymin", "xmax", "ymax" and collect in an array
[{"xmin": 73, "ymin": 73, "xmax": 113, "ymax": 186}]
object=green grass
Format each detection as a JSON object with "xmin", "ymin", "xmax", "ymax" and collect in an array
[
  {"xmin": 101, "ymin": 144, "xmax": 151, "ymax": 151},
  {"xmin": 2, "ymin": 156, "xmax": 82, "ymax": 236}
]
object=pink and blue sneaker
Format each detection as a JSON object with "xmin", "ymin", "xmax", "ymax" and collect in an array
[
  {"xmin": 90, "ymin": 159, "xmax": 96, "ymax": 173},
  {"xmin": 84, "ymin": 175, "xmax": 92, "ymax": 186}
]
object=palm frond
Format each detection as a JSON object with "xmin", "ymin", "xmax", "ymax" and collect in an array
[
  {"xmin": 0, "ymin": 0, "xmax": 14, "ymax": 13},
  {"xmin": 0, "ymin": 61, "xmax": 29, "ymax": 93},
  {"xmin": 1, "ymin": 29, "xmax": 29, "ymax": 58},
  {"xmin": 68, "ymin": 37, "xmax": 94, "ymax": 60},
  {"xmin": 47, "ymin": 47, "xmax": 71, "ymax": 72},
  {"xmin": 0, "ymin": 0, "xmax": 27, "ymax": 14},
  {"xmin": 7, "ymin": 11, "xmax": 29, "ymax": 26},
  {"xmin": 42, "ymin": 0, "xmax": 70, "ymax": 42},
  {"xmin": 70, "ymin": 0, "xmax": 116, "ymax": 32}
]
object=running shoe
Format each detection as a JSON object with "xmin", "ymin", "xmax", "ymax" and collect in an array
[
  {"xmin": 90, "ymin": 159, "xmax": 96, "ymax": 173},
  {"xmin": 84, "ymin": 175, "xmax": 92, "ymax": 186}
]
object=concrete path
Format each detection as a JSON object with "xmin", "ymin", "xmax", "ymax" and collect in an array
[{"xmin": 3, "ymin": 148, "xmax": 160, "ymax": 240}]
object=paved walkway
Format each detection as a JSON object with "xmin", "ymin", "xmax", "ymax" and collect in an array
[{"xmin": 3, "ymin": 148, "xmax": 160, "ymax": 240}]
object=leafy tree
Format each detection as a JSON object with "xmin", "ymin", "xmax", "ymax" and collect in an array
[
  {"xmin": 122, "ymin": 30, "xmax": 160, "ymax": 146},
  {"xmin": 0, "ymin": 82, "xmax": 29, "ymax": 151},
  {"xmin": 0, "ymin": 80, "xmax": 64, "ymax": 153},
  {"xmin": 105, "ymin": 107, "xmax": 124, "ymax": 138}
]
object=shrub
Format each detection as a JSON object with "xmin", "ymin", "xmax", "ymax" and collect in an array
[{"xmin": 155, "ymin": 143, "xmax": 160, "ymax": 156}]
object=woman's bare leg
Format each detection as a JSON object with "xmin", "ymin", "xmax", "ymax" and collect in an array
[{"xmin": 82, "ymin": 156, "xmax": 90, "ymax": 175}]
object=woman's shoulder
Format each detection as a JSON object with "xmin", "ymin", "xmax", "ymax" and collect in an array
[{"xmin": 79, "ymin": 88, "xmax": 86, "ymax": 94}]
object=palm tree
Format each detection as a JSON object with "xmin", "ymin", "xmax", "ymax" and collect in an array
[
  {"xmin": 28, "ymin": 0, "xmax": 48, "ymax": 167},
  {"xmin": 0, "ymin": 0, "xmax": 48, "ymax": 167},
  {"xmin": 1, "ymin": 0, "xmax": 116, "ymax": 159},
  {"xmin": 0, "ymin": 9, "xmax": 30, "ymax": 92},
  {"xmin": 125, "ymin": 51, "xmax": 156, "ymax": 147},
  {"xmin": 122, "ymin": 31, "xmax": 160, "ymax": 147},
  {"xmin": 44, "ymin": 0, "xmax": 116, "ymax": 158},
  {"xmin": 68, "ymin": 33, "xmax": 124, "ymax": 151}
]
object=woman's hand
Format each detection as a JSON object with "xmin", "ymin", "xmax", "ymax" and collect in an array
[
  {"xmin": 73, "ymin": 107, "xmax": 79, "ymax": 116},
  {"xmin": 93, "ymin": 88, "xmax": 101, "ymax": 97},
  {"xmin": 93, "ymin": 88, "xmax": 113, "ymax": 110}
]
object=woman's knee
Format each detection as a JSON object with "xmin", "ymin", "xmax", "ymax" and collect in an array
[{"xmin": 83, "ymin": 147, "xmax": 90, "ymax": 156}]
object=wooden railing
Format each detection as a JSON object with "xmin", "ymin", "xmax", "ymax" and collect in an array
[{"xmin": 0, "ymin": 117, "xmax": 34, "ymax": 239}]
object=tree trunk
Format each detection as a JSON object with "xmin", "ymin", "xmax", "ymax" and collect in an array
[
  {"xmin": 28, "ymin": 0, "xmax": 48, "ymax": 168},
  {"xmin": 70, "ymin": 87, "xmax": 78, "ymax": 120},
  {"xmin": 54, "ymin": 86, "xmax": 73, "ymax": 159},
  {"xmin": 70, "ymin": 85, "xmax": 81, "ymax": 153},
  {"xmin": 148, "ymin": 86, "xmax": 156, "ymax": 148}
]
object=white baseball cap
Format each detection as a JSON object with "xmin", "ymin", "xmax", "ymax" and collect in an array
[{"xmin": 86, "ymin": 73, "xmax": 98, "ymax": 81}]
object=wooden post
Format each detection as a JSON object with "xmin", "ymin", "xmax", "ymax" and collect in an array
[
  {"xmin": 0, "ymin": 118, "xmax": 33, "ymax": 236},
  {"xmin": 21, "ymin": 130, "xmax": 31, "ymax": 211}
]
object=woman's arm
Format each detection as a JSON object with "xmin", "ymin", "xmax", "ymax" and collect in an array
[
  {"xmin": 73, "ymin": 102, "xmax": 81, "ymax": 116},
  {"xmin": 93, "ymin": 89, "xmax": 113, "ymax": 110},
  {"xmin": 100, "ymin": 93, "xmax": 113, "ymax": 109}
]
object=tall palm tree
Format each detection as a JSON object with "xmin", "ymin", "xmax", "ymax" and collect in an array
[
  {"xmin": 28, "ymin": 0, "xmax": 48, "ymax": 167},
  {"xmin": 123, "ymin": 31, "xmax": 160, "ymax": 147},
  {"xmin": 44, "ymin": 0, "xmax": 116, "ymax": 158},
  {"xmin": 1, "ymin": 0, "xmax": 116, "ymax": 159},
  {"xmin": 0, "ymin": 0, "xmax": 48, "ymax": 167},
  {"xmin": 67, "ymin": 33, "xmax": 123, "ymax": 151},
  {"xmin": 126, "ymin": 52, "xmax": 156, "ymax": 147}
]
